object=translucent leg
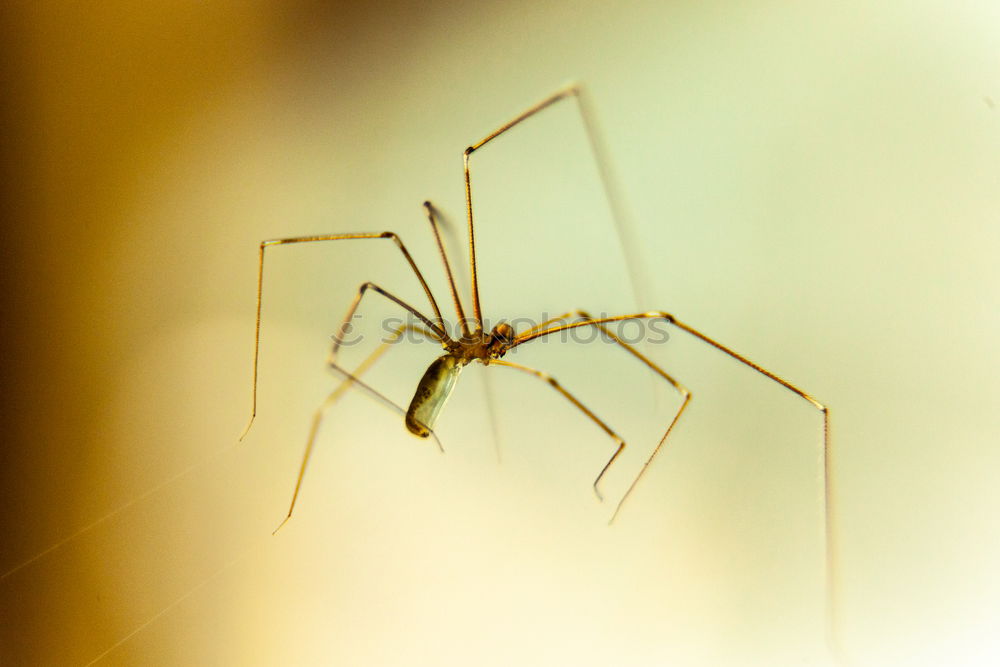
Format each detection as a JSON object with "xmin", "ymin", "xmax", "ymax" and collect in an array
[{"xmin": 273, "ymin": 325, "xmax": 441, "ymax": 533}]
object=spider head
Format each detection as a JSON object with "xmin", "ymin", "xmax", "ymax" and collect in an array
[{"xmin": 487, "ymin": 321, "xmax": 515, "ymax": 358}]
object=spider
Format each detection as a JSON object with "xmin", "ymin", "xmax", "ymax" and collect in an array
[{"xmin": 238, "ymin": 84, "xmax": 830, "ymax": 543}]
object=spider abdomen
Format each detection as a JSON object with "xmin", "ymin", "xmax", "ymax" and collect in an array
[{"xmin": 405, "ymin": 354, "xmax": 464, "ymax": 437}]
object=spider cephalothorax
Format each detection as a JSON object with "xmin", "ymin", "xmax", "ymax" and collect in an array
[{"xmin": 487, "ymin": 322, "xmax": 515, "ymax": 359}]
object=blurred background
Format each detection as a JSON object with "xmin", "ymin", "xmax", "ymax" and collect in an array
[{"xmin": 2, "ymin": 1, "xmax": 998, "ymax": 665}]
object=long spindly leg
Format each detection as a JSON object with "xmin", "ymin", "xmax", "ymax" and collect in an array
[
  {"xmin": 511, "ymin": 310, "xmax": 835, "ymax": 645},
  {"xmin": 461, "ymin": 83, "xmax": 651, "ymax": 329},
  {"xmin": 511, "ymin": 311, "xmax": 829, "ymax": 513},
  {"xmin": 521, "ymin": 310, "xmax": 694, "ymax": 519},
  {"xmin": 422, "ymin": 201, "xmax": 472, "ymax": 338},
  {"xmin": 329, "ymin": 281, "xmax": 447, "ymax": 364},
  {"xmin": 518, "ymin": 310, "xmax": 602, "ymax": 339},
  {"xmin": 484, "ymin": 312, "xmax": 587, "ymax": 464},
  {"xmin": 489, "ymin": 359, "xmax": 625, "ymax": 502},
  {"xmin": 274, "ymin": 324, "xmax": 441, "ymax": 534},
  {"xmin": 512, "ymin": 310, "xmax": 692, "ymax": 480},
  {"xmin": 508, "ymin": 310, "xmax": 692, "ymax": 517},
  {"xmin": 241, "ymin": 232, "xmax": 447, "ymax": 440},
  {"xmin": 462, "ymin": 85, "xmax": 579, "ymax": 330}
]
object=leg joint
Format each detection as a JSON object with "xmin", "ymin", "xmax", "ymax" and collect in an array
[{"xmin": 380, "ymin": 231, "xmax": 403, "ymax": 248}]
